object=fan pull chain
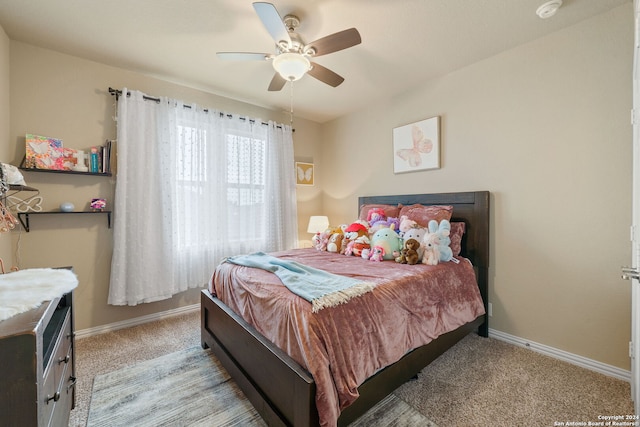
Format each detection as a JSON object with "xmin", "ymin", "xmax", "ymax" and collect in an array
[{"xmin": 289, "ymin": 80, "xmax": 294, "ymax": 126}]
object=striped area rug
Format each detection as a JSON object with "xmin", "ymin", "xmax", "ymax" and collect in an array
[{"xmin": 87, "ymin": 346, "xmax": 436, "ymax": 427}]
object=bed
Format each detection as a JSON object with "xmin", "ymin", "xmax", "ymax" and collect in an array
[{"xmin": 201, "ymin": 191, "xmax": 490, "ymax": 426}]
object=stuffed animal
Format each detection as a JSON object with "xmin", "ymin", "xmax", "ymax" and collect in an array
[
  {"xmin": 403, "ymin": 226, "xmax": 427, "ymax": 261},
  {"xmin": 343, "ymin": 239, "xmax": 356, "ymax": 256},
  {"xmin": 370, "ymin": 224, "xmax": 403, "ymax": 260},
  {"xmin": 368, "ymin": 245, "xmax": 385, "ymax": 261},
  {"xmin": 369, "ymin": 217, "xmax": 401, "ymax": 235},
  {"xmin": 311, "ymin": 232, "xmax": 321, "ymax": 248},
  {"xmin": 422, "ymin": 233, "xmax": 441, "ymax": 265},
  {"xmin": 327, "ymin": 233, "xmax": 344, "ymax": 253},
  {"xmin": 340, "ymin": 235, "xmax": 351, "ymax": 254},
  {"xmin": 398, "ymin": 215, "xmax": 418, "ymax": 237},
  {"xmin": 344, "ymin": 221, "xmax": 368, "ymax": 241},
  {"xmin": 404, "ymin": 238, "xmax": 421, "ymax": 265},
  {"xmin": 352, "ymin": 238, "xmax": 371, "ymax": 257},
  {"xmin": 327, "ymin": 226, "xmax": 344, "ymax": 236},
  {"xmin": 313, "ymin": 229, "xmax": 332, "ymax": 251},
  {"xmin": 344, "ymin": 221, "xmax": 370, "ymax": 256},
  {"xmin": 395, "ymin": 238, "xmax": 421, "ymax": 265},
  {"xmin": 427, "ymin": 219, "xmax": 453, "ymax": 262},
  {"xmin": 366, "ymin": 208, "xmax": 386, "ymax": 225}
]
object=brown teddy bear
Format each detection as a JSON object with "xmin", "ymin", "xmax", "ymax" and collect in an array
[
  {"xmin": 404, "ymin": 238, "xmax": 421, "ymax": 265},
  {"xmin": 395, "ymin": 238, "xmax": 421, "ymax": 265}
]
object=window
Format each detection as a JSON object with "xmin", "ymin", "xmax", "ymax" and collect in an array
[
  {"xmin": 226, "ymin": 132, "xmax": 267, "ymax": 243},
  {"xmin": 110, "ymin": 89, "xmax": 297, "ymax": 305},
  {"xmin": 175, "ymin": 124, "xmax": 267, "ymax": 249}
]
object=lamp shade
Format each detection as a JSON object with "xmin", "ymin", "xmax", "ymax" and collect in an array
[
  {"xmin": 272, "ymin": 52, "xmax": 311, "ymax": 81},
  {"xmin": 307, "ymin": 215, "xmax": 329, "ymax": 234}
]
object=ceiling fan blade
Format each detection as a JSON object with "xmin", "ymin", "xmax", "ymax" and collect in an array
[
  {"xmin": 308, "ymin": 62, "xmax": 344, "ymax": 87},
  {"xmin": 268, "ymin": 73, "xmax": 287, "ymax": 91},
  {"xmin": 253, "ymin": 2, "xmax": 291, "ymax": 45},
  {"xmin": 306, "ymin": 28, "xmax": 361, "ymax": 57},
  {"xmin": 217, "ymin": 52, "xmax": 271, "ymax": 61}
]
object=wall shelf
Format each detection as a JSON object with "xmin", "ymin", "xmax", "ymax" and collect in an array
[
  {"xmin": 8, "ymin": 184, "xmax": 39, "ymax": 192},
  {"xmin": 18, "ymin": 167, "xmax": 112, "ymax": 177},
  {"xmin": 18, "ymin": 154, "xmax": 112, "ymax": 177},
  {"xmin": 18, "ymin": 211, "xmax": 112, "ymax": 232}
]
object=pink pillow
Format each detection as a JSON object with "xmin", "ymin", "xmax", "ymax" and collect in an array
[
  {"xmin": 450, "ymin": 222, "xmax": 465, "ymax": 256},
  {"xmin": 359, "ymin": 204, "xmax": 402, "ymax": 221},
  {"xmin": 398, "ymin": 204, "xmax": 453, "ymax": 228}
]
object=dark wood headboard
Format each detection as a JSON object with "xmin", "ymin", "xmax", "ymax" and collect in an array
[{"xmin": 358, "ymin": 191, "xmax": 490, "ymax": 335}]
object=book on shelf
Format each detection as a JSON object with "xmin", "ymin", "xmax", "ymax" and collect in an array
[{"xmin": 89, "ymin": 140, "xmax": 115, "ymax": 174}]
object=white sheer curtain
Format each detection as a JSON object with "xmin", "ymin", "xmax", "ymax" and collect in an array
[{"xmin": 108, "ymin": 89, "xmax": 298, "ymax": 306}]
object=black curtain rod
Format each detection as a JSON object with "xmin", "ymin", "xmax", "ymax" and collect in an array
[{"xmin": 108, "ymin": 87, "xmax": 292, "ymax": 130}]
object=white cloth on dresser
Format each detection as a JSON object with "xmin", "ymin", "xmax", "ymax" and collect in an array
[{"xmin": 0, "ymin": 268, "xmax": 78, "ymax": 321}]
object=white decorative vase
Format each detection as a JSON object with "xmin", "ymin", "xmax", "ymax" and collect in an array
[{"xmin": 60, "ymin": 202, "xmax": 75, "ymax": 212}]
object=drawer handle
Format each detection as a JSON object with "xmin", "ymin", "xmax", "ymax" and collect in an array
[
  {"xmin": 67, "ymin": 376, "xmax": 77, "ymax": 392},
  {"xmin": 46, "ymin": 392, "xmax": 60, "ymax": 404},
  {"xmin": 58, "ymin": 355, "xmax": 70, "ymax": 364}
]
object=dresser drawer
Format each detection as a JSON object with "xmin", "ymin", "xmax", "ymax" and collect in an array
[
  {"xmin": 42, "ymin": 309, "xmax": 72, "ymax": 426},
  {"xmin": 0, "ymin": 288, "xmax": 75, "ymax": 427},
  {"xmin": 48, "ymin": 353, "xmax": 75, "ymax": 427}
]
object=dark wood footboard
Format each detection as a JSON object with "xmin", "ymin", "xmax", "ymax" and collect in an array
[{"xmin": 201, "ymin": 289, "xmax": 318, "ymax": 427}]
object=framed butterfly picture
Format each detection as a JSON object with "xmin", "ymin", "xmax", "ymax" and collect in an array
[
  {"xmin": 393, "ymin": 116, "xmax": 440, "ymax": 173},
  {"xmin": 295, "ymin": 162, "xmax": 314, "ymax": 186}
]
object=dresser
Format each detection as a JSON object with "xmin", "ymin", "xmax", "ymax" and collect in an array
[{"xmin": 0, "ymin": 291, "xmax": 75, "ymax": 426}]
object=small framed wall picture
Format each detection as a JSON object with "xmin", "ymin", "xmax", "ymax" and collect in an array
[
  {"xmin": 393, "ymin": 116, "xmax": 440, "ymax": 173},
  {"xmin": 295, "ymin": 162, "xmax": 314, "ymax": 186}
]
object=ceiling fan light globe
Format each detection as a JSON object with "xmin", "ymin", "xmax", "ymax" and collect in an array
[{"xmin": 272, "ymin": 52, "xmax": 310, "ymax": 81}]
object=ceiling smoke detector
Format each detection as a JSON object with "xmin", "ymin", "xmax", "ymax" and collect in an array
[{"xmin": 536, "ymin": 0, "xmax": 563, "ymax": 19}]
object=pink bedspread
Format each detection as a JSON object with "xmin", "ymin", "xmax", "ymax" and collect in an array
[{"xmin": 211, "ymin": 249, "xmax": 485, "ymax": 426}]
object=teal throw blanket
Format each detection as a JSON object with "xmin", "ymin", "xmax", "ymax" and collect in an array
[{"xmin": 224, "ymin": 252, "xmax": 375, "ymax": 312}]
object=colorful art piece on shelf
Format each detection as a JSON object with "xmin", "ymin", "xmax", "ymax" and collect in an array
[
  {"xmin": 24, "ymin": 134, "xmax": 114, "ymax": 174},
  {"xmin": 24, "ymin": 134, "xmax": 77, "ymax": 171}
]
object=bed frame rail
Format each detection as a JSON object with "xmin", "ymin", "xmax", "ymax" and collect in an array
[{"xmin": 201, "ymin": 290, "xmax": 317, "ymax": 427}]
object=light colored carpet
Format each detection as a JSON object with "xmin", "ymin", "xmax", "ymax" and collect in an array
[
  {"xmin": 86, "ymin": 345, "xmax": 434, "ymax": 427},
  {"xmin": 70, "ymin": 311, "xmax": 634, "ymax": 427},
  {"xmin": 395, "ymin": 333, "xmax": 634, "ymax": 426}
]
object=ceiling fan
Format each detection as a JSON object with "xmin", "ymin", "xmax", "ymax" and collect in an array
[{"xmin": 217, "ymin": 2, "xmax": 361, "ymax": 91}]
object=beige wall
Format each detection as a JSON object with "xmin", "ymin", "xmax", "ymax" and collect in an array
[
  {"xmin": 7, "ymin": 41, "xmax": 322, "ymax": 331},
  {"xmin": 2, "ymin": 3, "xmax": 633, "ymax": 371},
  {"xmin": 320, "ymin": 4, "xmax": 633, "ymax": 370},
  {"xmin": 0, "ymin": 26, "xmax": 11, "ymax": 263}
]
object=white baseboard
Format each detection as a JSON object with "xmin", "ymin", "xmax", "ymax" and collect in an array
[
  {"xmin": 75, "ymin": 303, "xmax": 200, "ymax": 339},
  {"xmin": 489, "ymin": 328, "xmax": 631, "ymax": 382}
]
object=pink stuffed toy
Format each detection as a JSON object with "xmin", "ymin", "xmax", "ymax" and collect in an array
[
  {"xmin": 399, "ymin": 215, "xmax": 418, "ymax": 236},
  {"xmin": 367, "ymin": 208, "xmax": 386, "ymax": 225},
  {"xmin": 369, "ymin": 245, "xmax": 385, "ymax": 262},
  {"xmin": 313, "ymin": 230, "xmax": 331, "ymax": 251},
  {"xmin": 343, "ymin": 240, "xmax": 355, "ymax": 256}
]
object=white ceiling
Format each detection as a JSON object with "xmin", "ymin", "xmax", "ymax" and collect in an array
[{"xmin": 0, "ymin": 0, "xmax": 631, "ymax": 123}]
